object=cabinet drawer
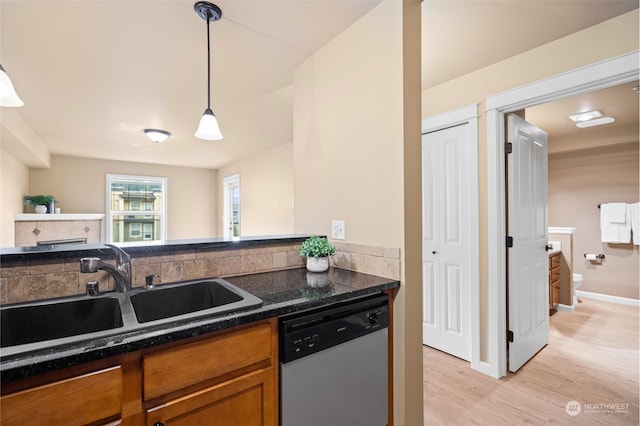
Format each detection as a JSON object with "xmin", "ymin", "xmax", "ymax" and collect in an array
[
  {"xmin": 550, "ymin": 267, "xmax": 560, "ymax": 284},
  {"xmin": 550, "ymin": 254, "xmax": 560, "ymax": 268},
  {"xmin": 1, "ymin": 366, "xmax": 122, "ymax": 426},
  {"xmin": 143, "ymin": 321, "xmax": 274, "ymax": 400}
]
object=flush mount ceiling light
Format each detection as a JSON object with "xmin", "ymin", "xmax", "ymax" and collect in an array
[
  {"xmin": 568, "ymin": 110, "xmax": 602, "ymax": 122},
  {"xmin": 0, "ymin": 64, "xmax": 24, "ymax": 107},
  {"xmin": 194, "ymin": 1, "xmax": 223, "ymax": 141},
  {"xmin": 575, "ymin": 117, "xmax": 616, "ymax": 128},
  {"xmin": 144, "ymin": 129, "xmax": 171, "ymax": 144}
]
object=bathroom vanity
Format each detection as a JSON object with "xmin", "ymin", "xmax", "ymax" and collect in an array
[{"xmin": 549, "ymin": 252, "xmax": 561, "ymax": 307}]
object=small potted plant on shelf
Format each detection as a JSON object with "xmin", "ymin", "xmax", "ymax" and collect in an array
[
  {"xmin": 23, "ymin": 195, "xmax": 56, "ymax": 214},
  {"xmin": 300, "ymin": 235, "xmax": 335, "ymax": 273}
]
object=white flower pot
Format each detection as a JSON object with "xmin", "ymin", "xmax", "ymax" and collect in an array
[
  {"xmin": 34, "ymin": 205, "xmax": 47, "ymax": 214},
  {"xmin": 306, "ymin": 257, "xmax": 329, "ymax": 273}
]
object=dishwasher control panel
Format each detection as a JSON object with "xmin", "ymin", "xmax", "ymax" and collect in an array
[{"xmin": 279, "ymin": 293, "xmax": 389, "ymax": 363}]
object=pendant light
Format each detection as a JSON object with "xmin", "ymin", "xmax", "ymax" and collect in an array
[
  {"xmin": 194, "ymin": 1, "xmax": 223, "ymax": 140},
  {"xmin": 0, "ymin": 64, "xmax": 24, "ymax": 107}
]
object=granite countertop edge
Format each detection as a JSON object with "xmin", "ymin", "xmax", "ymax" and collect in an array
[{"xmin": 1, "ymin": 267, "xmax": 400, "ymax": 383}]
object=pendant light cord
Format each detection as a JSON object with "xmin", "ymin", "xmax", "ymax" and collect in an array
[{"xmin": 206, "ymin": 13, "xmax": 211, "ymax": 110}]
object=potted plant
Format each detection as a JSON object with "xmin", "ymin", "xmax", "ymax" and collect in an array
[
  {"xmin": 24, "ymin": 195, "xmax": 56, "ymax": 214},
  {"xmin": 300, "ymin": 235, "xmax": 335, "ymax": 272}
]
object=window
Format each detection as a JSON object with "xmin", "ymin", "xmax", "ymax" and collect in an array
[{"xmin": 107, "ymin": 174, "xmax": 167, "ymax": 245}]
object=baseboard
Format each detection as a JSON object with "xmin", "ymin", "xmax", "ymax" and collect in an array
[
  {"xmin": 576, "ymin": 290, "xmax": 640, "ymax": 306},
  {"xmin": 555, "ymin": 303, "xmax": 575, "ymax": 313}
]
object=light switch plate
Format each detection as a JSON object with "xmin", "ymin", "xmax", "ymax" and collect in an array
[{"xmin": 331, "ymin": 220, "xmax": 345, "ymax": 240}]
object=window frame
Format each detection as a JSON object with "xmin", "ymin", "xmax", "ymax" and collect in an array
[{"xmin": 106, "ymin": 174, "xmax": 167, "ymax": 246}]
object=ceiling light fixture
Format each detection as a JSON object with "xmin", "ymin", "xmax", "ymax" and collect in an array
[
  {"xmin": 575, "ymin": 117, "xmax": 616, "ymax": 128},
  {"xmin": 568, "ymin": 110, "xmax": 602, "ymax": 122},
  {"xmin": 0, "ymin": 64, "xmax": 24, "ymax": 107},
  {"xmin": 144, "ymin": 128, "xmax": 171, "ymax": 144},
  {"xmin": 194, "ymin": 1, "xmax": 223, "ymax": 141}
]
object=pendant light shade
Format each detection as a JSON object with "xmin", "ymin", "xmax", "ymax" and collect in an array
[
  {"xmin": 0, "ymin": 64, "xmax": 24, "ymax": 107},
  {"xmin": 195, "ymin": 108, "xmax": 223, "ymax": 140},
  {"xmin": 194, "ymin": 2, "xmax": 223, "ymax": 140}
]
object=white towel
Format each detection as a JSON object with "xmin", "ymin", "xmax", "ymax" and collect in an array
[
  {"xmin": 606, "ymin": 202, "xmax": 627, "ymax": 223},
  {"xmin": 600, "ymin": 203, "xmax": 631, "ymax": 243},
  {"xmin": 630, "ymin": 202, "xmax": 640, "ymax": 245}
]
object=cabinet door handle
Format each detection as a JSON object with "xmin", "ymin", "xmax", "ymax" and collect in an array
[
  {"xmin": 153, "ymin": 422, "xmax": 164, "ymax": 426},
  {"xmin": 432, "ymin": 251, "xmax": 437, "ymax": 254}
]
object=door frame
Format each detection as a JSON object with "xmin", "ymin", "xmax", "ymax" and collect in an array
[
  {"xmin": 485, "ymin": 50, "xmax": 639, "ymax": 378},
  {"xmin": 421, "ymin": 103, "xmax": 480, "ymax": 368}
]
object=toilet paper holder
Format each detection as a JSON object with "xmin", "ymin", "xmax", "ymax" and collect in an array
[{"xmin": 584, "ymin": 253, "xmax": 605, "ymax": 260}]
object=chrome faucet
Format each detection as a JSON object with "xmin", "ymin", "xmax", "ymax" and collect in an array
[{"xmin": 80, "ymin": 244, "xmax": 132, "ymax": 293}]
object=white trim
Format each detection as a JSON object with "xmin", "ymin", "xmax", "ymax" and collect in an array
[
  {"xmin": 486, "ymin": 51, "xmax": 640, "ymax": 111},
  {"xmin": 548, "ymin": 227, "xmax": 576, "ymax": 235},
  {"xmin": 576, "ymin": 290, "xmax": 640, "ymax": 306},
  {"xmin": 485, "ymin": 50, "xmax": 639, "ymax": 379},
  {"xmin": 555, "ymin": 303, "xmax": 576, "ymax": 313},
  {"xmin": 421, "ymin": 104, "xmax": 481, "ymax": 374},
  {"xmin": 422, "ymin": 104, "xmax": 478, "ymax": 133}
]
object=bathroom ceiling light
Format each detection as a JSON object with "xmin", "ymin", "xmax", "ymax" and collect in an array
[
  {"xmin": 568, "ymin": 110, "xmax": 602, "ymax": 122},
  {"xmin": 144, "ymin": 129, "xmax": 171, "ymax": 144},
  {"xmin": 194, "ymin": 1, "xmax": 223, "ymax": 141},
  {"xmin": 0, "ymin": 64, "xmax": 24, "ymax": 107},
  {"xmin": 575, "ymin": 117, "xmax": 615, "ymax": 128}
]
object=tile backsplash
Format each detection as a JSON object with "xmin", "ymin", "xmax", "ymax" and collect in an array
[{"xmin": 1, "ymin": 240, "xmax": 400, "ymax": 304}]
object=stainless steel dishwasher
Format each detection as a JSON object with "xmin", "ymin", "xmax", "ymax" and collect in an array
[{"xmin": 279, "ymin": 293, "xmax": 389, "ymax": 426}]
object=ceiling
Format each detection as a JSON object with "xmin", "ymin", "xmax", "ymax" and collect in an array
[{"xmin": 1, "ymin": 0, "xmax": 638, "ymax": 169}]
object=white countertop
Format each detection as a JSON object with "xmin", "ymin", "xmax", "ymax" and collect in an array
[{"xmin": 14, "ymin": 214, "xmax": 105, "ymax": 221}]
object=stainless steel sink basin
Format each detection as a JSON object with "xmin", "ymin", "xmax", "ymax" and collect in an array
[
  {"xmin": 1, "ymin": 297, "xmax": 123, "ymax": 348},
  {"xmin": 129, "ymin": 279, "xmax": 263, "ymax": 323}
]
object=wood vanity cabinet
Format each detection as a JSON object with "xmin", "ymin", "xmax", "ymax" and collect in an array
[
  {"xmin": 0, "ymin": 319, "xmax": 278, "ymax": 426},
  {"xmin": 549, "ymin": 253, "xmax": 560, "ymax": 308}
]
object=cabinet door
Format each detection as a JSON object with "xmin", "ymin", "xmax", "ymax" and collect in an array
[
  {"xmin": 146, "ymin": 368, "xmax": 275, "ymax": 426},
  {"xmin": 1, "ymin": 366, "xmax": 122, "ymax": 426}
]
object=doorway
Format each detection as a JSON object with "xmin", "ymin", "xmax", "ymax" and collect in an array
[
  {"xmin": 485, "ymin": 51, "xmax": 639, "ymax": 378},
  {"xmin": 223, "ymin": 174, "xmax": 240, "ymax": 239}
]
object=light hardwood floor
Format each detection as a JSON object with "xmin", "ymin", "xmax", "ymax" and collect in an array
[{"xmin": 424, "ymin": 298, "xmax": 639, "ymax": 425}]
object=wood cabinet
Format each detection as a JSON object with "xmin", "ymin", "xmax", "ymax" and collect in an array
[
  {"xmin": 0, "ymin": 319, "xmax": 278, "ymax": 426},
  {"xmin": 1, "ymin": 366, "xmax": 122, "ymax": 426},
  {"xmin": 549, "ymin": 253, "xmax": 560, "ymax": 308},
  {"xmin": 143, "ymin": 320, "xmax": 278, "ymax": 426}
]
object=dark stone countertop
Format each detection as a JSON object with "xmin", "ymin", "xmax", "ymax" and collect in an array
[
  {"xmin": 0, "ymin": 234, "xmax": 310, "ymax": 262},
  {"xmin": 0, "ymin": 267, "xmax": 399, "ymax": 383}
]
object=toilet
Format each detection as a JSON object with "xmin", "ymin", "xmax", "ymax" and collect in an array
[{"xmin": 573, "ymin": 273, "xmax": 583, "ymax": 304}]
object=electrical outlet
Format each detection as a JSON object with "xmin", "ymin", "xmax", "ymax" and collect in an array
[{"xmin": 331, "ymin": 220, "xmax": 345, "ymax": 240}]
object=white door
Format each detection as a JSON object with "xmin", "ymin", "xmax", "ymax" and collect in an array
[
  {"xmin": 507, "ymin": 114, "xmax": 549, "ymax": 372},
  {"xmin": 422, "ymin": 124, "xmax": 471, "ymax": 361}
]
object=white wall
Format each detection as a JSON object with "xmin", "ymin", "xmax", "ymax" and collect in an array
[
  {"xmin": 217, "ymin": 143, "xmax": 294, "ymax": 236},
  {"xmin": 0, "ymin": 149, "xmax": 29, "ymax": 246}
]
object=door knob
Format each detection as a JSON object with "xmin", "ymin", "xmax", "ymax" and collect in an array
[{"xmin": 545, "ymin": 244, "xmax": 553, "ymax": 251}]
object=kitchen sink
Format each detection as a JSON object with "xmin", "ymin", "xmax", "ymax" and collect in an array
[
  {"xmin": 129, "ymin": 280, "xmax": 262, "ymax": 323},
  {"xmin": 1, "ymin": 297, "xmax": 124, "ymax": 348},
  {"xmin": 0, "ymin": 278, "xmax": 262, "ymax": 355}
]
